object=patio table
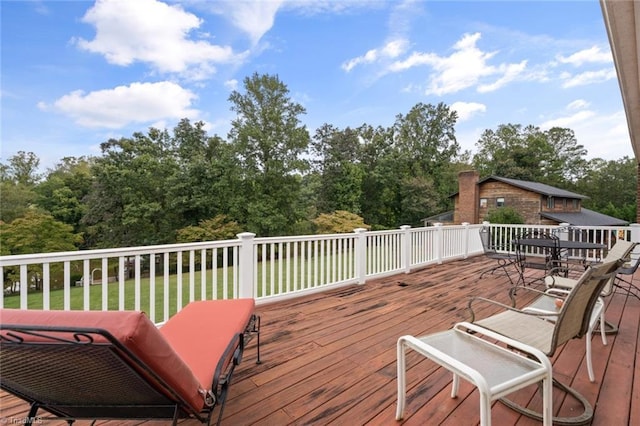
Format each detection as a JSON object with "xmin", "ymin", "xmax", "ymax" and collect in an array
[
  {"xmin": 514, "ymin": 239, "xmax": 606, "ymax": 284},
  {"xmin": 516, "ymin": 239, "xmax": 605, "ymax": 266},
  {"xmin": 515, "ymin": 239, "xmax": 605, "ymax": 257}
]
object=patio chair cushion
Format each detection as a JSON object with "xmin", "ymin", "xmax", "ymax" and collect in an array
[
  {"xmin": 159, "ymin": 299, "xmax": 255, "ymax": 391},
  {"xmin": 0, "ymin": 308, "xmax": 205, "ymax": 411}
]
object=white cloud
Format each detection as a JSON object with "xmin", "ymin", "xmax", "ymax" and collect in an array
[
  {"xmin": 540, "ymin": 110, "xmax": 597, "ymax": 128},
  {"xmin": 32, "ymin": 0, "xmax": 50, "ymax": 15},
  {"xmin": 387, "ymin": 51, "xmax": 436, "ymax": 72},
  {"xmin": 342, "ymin": 39, "xmax": 408, "ymax": 72},
  {"xmin": 450, "ymin": 102, "xmax": 486, "ymax": 121},
  {"xmin": 208, "ymin": 0, "xmax": 381, "ymax": 44},
  {"xmin": 561, "ymin": 68, "xmax": 617, "ymax": 88},
  {"xmin": 216, "ymin": 0, "xmax": 285, "ymax": 45},
  {"xmin": 40, "ymin": 81, "xmax": 199, "ymax": 128},
  {"xmin": 539, "ymin": 107, "xmax": 631, "ymax": 159},
  {"xmin": 478, "ymin": 60, "xmax": 528, "ymax": 93},
  {"xmin": 385, "ymin": 33, "xmax": 527, "ymax": 96},
  {"xmin": 556, "ymin": 46, "xmax": 612, "ymax": 66},
  {"xmin": 421, "ymin": 33, "xmax": 499, "ymax": 95},
  {"xmin": 553, "ymin": 111, "xmax": 629, "ymax": 160},
  {"xmin": 224, "ymin": 79, "xmax": 239, "ymax": 91},
  {"xmin": 567, "ymin": 99, "xmax": 590, "ymax": 110},
  {"xmin": 74, "ymin": 0, "xmax": 242, "ymax": 80}
]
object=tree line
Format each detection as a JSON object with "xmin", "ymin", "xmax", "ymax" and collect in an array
[{"xmin": 1, "ymin": 72, "xmax": 637, "ymax": 255}]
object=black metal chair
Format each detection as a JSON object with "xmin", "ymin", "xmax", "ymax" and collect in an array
[
  {"xmin": 479, "ymin": 227, "xmax": 518, "ymax": 286},
  {"xmin": 515, "ymin": 230, "xmax": 565, "ymax": 285}
]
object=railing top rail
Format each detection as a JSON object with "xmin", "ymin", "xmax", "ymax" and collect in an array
[
  {"xmin": 0, "ymin": 239, "xmax": 242, "ymax": 266},
  {"xmin": 253, "ymin": 232, "xmax": 360, "ymax": 244}
]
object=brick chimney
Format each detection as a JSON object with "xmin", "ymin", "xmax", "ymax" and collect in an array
[{"xmin": 456, "ymin": 170, "xmax": 480, "ymax": 224}]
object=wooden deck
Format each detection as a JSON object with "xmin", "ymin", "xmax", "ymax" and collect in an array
[{"xmin": 2, "ymin": 255, "xmax": 639, "ymax": 425}]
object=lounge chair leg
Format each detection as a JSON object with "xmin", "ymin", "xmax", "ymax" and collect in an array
[
  {"xmin": 26, "ymin": 402, "xmax": 39, "ymax": 426},
  {"xmin": 255, "ymin": 314, "xmax": 262, "ymax": 364},
  {"xmin": 170, "ymin": 406, "xmax": 179, "ymax": 426}
]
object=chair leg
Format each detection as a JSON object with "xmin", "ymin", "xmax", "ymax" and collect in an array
[
  {"xmin": 480, "ymin": 259, "xmax": 517, "ymax": 287},
  {"xmin": 480, "ymin": 393, "xmax": 492, "ymax": 426},
  {"xmin": 599, "ymin": 310, "xmax": 607, "ymax": 346},
  {"xmin": 586, "ymin": 331, "xmax": 595, "ymax": 383},
  {"xmin": 451, "ymin": 373, "xmax": 459, "ymax": 398},
  {"xmin": 395, "ymin": 339, "xmax": 407, "ymax": 420},
  {"xmin": 499, "ymin": 378, "xmax": 593, "ymax": 425}
]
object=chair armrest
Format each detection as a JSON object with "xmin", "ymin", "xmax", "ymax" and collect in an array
[
  {"xmin": 544, "ymin": 288, "xmax": 570, "ymax": 298},
  {"xmin": 453, "ymin": 322, "xmax": 554, "ymax": 369},
  {"xmin": 467, "ymin": 294, "xmax": 560, "ymax": 322},
  {"xmin": 545, "ymin": 275, "xmax": 578, "ymax": 289},
  {"xmin": 507, "ymin": 286, "xmax": 549, "ymax": 298}
]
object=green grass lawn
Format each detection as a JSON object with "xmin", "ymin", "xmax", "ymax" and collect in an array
[
  {"xmin": 2, "ymin": 268, "xmax": 238, "ymax": 322},
  {"xmin": 2, "ymin": 251, "xmax": 357, "ymax": 321}
]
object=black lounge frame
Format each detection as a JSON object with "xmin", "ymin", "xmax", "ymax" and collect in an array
[{"xmin": 0, "ymin": 313, "xmax": 260, "ymax": 426}]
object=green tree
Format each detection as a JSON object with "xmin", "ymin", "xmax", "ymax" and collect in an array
[
  {"xmin": 312, "ymin": 210, "xmax": 370, "ymax": 234},
  {"xmin": 1, "ymin": 210, "xmax": 83, "ymax": 291},
  {"xmin": 0, "ymin": 181, "xmax": 37, "ymax": 223},
  {"xmin": 484, "ymin": 207, "xmax": 525, "ymax": 224},
  {"xmin": 0, "ymin": 209, "xmax": 83, "ymax": 254},
  {"xmin": 168, "ymin": 119, "xmax": 241, "ymax": 228},
  {"xmin": 310, "ymin": 124, "xmax": 364, "ymax": 214},
  {"xmin": 392, "ymin": 103, "xmax": 461, "ymax": 223},
  {"xmin": 35, "ymin": 157, "xmax": 92, "ymax": 235},
  {"xmin": 543, "ymin": 127, "xmax": 588, "ymax": 186},
  {"xmin": 3, "ymin": 151, "xmax": 41, "ymax": 186},
  {"xmin": 0, "ymin": 151, "xmax": 41, "ymax": 223},
  {"xmin": 176, "ymin": 215, "xmax": 242, "ymax": 242},
  {"xmin": 83, "ymin": 129, "xmax": 178, "ymax": 247},
  {"xmin": 576, "ymin": 156, "xmax": 637, "ymax": 222},
  {"xmin": 473, "ymin": 124, "xmax": 548, "ymax": 181},
  {"xmin": 472, "ymin": 124, "xmax": 588, "ymax": 188},
  {"xmin": 357, "ymin": 124, "xmax": 398, "ymax": 228},
  {"xmin": 228, "ymin": 73, "xmax": 311, "ymax": 236}
]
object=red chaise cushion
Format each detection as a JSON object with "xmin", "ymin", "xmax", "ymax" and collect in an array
[{"xmin": 159, "ymin": 299, "xmax": 255, "ymax": 391}]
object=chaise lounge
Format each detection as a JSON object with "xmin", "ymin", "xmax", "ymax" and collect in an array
[{"xmin": 0, "ymin": 298, "xmax": 260, "ymax": 426}]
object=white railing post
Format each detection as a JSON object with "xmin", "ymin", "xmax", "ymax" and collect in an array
[
  {"xmin": 237, "ymin": 232, "xmax": 256, "ymax": 298},
  {"xmin": 434, "ymin": 223, "xmax": 443, "ymax": 264},
  {"xmin": 400, "ymin": 225, "xmax": 412, "ymax": 273},
  {"xmin": 462, "ymin": 222, "xmax": 470, "ymax": 258},
  {"xmin": 557, "ymin": 222, "xmax": 570, "ymax": 241},
  {"xmin": 354, "ymin": 228, "xmax": 368, "ymax": 284},
  {"xmin": 629, "ymin": 223, "xmax": 640, "ymax": 241},
  {"xmin": 629, "ymin": 223, "xmax": 640, "ymax": 255}
]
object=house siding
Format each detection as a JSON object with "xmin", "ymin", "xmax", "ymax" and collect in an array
[
  {"xmin": 478, "ymin": 182, "xmax": 541, "ymax": 224},
  {"xmin": 451, "ymin": 172, "xmax": 623, "ymax": 227}
]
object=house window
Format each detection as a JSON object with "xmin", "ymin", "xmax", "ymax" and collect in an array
[
  {"xmin": 547, "ymin": 197, "xmax": 555, "ymax": 209},
  {"xmin": 572, "ymin": 199, "xmax": 578, "ymax": 209},
  {"xmin": 480, "ymin": 198, "xmax": 487, "ymax": 208},
  {"xmin": 496, "ymin": 197, "xmax": 505, "ymax": 207}
]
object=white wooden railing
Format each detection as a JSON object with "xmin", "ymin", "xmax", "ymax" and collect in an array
[{"xmin": 2, "ymin": 222, "xmax": 638, "ymax": 324}]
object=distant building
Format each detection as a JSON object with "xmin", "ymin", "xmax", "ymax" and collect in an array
[{"xmin": 450, "ymin": 170, "xmax": 628, "ymax": 226}]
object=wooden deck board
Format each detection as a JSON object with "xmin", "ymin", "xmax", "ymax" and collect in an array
[{"xmin": 2, "ymin": 255, "xmax": 639, "ymax": 425}]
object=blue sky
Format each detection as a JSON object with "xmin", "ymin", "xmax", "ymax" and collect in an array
[{"xmin": 1, "ymin": 0, "xmax": 633, "ymax": 171}]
